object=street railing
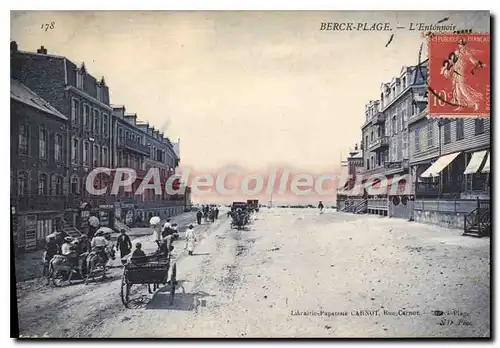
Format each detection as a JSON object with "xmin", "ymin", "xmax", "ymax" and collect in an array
[{"xmin": 414, "ymin": 198, "xmax": 490, "ymax": 214}]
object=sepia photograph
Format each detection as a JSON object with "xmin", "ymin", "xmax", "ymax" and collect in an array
[{"xmin": 10, "ymin": 10, "xmax": 491, "ymax": 338}]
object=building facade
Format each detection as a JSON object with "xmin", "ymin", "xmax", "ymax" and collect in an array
[
  {"xmin": 409, "ymin": 112, "xmax": 490, "ymax": 200},
  {"xmin": 11, "ymin": 42, "xmax": 190, "ymax": 241},
  {"xmin": 11, "ymin": 44, "xmax": 114, "ymax": 231},
  {"xmin": 11, "ymin": 78, "xmax": 69, "ymax": 251},
  {"xmin": 111, "ymin": 106, "xmax": 184, "ymax": 225}
]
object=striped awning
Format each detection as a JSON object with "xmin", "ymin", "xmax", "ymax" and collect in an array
[
  {"xmin": 420, "ymin": 152, "xmax": 461, "ymax": 178},
  {"xmin": 482, "ymin": 153, "xmax": 490, "ymax": 173},
  {"xmin": 464, "ymin": 150, "xmax": 487, "ymax": 174}
]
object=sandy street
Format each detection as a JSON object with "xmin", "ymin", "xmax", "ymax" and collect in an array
[{"xmin": 15, "ymin": 208, "xmax": 490, "ymax": 338}]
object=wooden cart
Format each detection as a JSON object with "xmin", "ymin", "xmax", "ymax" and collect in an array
[{"xmin": 120, "ymin": 254, "xmax": 177, "ymax": 308}]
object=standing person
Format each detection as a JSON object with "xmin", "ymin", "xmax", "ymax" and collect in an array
[
  {"xmin": 184, "ymin": 224, "xmax": 197, "ymax": 256},
  {"xmin": 215, "ymin": 207, "xmax": 219, "ymax": 220},
  {"xmin": 116, "ymin": 229, "xmax": 132, "ymax": 265},
  {"xmin": 318, "ymin": 201, "xmax": 324, "ymax": 214},
  {"xmin": 196, "ymin": 210, "xmax": 203, "ymax": 225}
]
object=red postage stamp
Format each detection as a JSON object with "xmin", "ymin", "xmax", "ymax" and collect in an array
[{"xmin": 428, "ymin": 33, "xmax": 490, "ymax": 118}]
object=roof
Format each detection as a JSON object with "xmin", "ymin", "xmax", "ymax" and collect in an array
[{"xmin": 10, "ymin": 79, "xmax": 67, "ymax": 120}]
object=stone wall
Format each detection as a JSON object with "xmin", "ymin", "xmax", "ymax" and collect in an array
[{"xmin": 414, "ymin": 209, "xmax": 464, "ymax": 230}]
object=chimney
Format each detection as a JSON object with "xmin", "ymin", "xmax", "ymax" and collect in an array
[
  {"xmin": 37, "ymin": 46, "xmax": 47, "ymax": 54},
  {"xmin": 10, "ymin": 41, "xmax": 18, "ymax": 55}
]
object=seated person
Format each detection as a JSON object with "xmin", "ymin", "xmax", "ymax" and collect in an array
[
  {"xmin": 61, "ymin": 237, "xmax": 78, "ymax": 267},
  {"xmin": 130, "ymin": 242, "xmax": 147, "ymax": 263}
]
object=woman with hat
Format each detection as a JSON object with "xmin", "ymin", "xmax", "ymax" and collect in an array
[
  {"xmin": 184, "ymin": 224, "xmax": 196, "ymax": 256},
  {"xmin": 61, "ymin": 236, "xmax": 78, "ymax": 267}
]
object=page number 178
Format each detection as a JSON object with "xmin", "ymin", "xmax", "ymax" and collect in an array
[{"xmin": 41, "ymin": 22, "xmax": 55, "ymax": 31}]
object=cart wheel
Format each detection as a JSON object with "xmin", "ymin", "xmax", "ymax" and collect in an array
[
  {"xmin": 120, "ymin": 274, "xmax": 131, "ymax": 308},
  {"xmin": 169, "ymin": 263, "xmax": 177, "ymax": 305}
]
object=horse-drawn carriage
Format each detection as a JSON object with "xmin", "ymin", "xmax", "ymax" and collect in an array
[
  {"xmin": 230, "ymin": 202, "xmax": 250, "ymax": 230},
  {"xmin": 45, "ymin": 226, "xmax": 116, "ymax": 287},
  {"xmin": 120, "ymin": 253, "xmax": 177, "ymax": 308}
]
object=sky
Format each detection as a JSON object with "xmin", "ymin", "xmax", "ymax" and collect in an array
[{"xmin": 11, "ymin": 11, "xmax": 490, "ymax": 203}]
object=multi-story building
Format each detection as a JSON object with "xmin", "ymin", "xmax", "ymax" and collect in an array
[
  {"xmin": 409, "ymin": 111, "xmax": 491, "ymax": 200},
  {"xmin": 110, "ymin": 106, "xmax": 183, "ymax": 225},
  {"xmin": 10, "ymin": 78, "xmax": 69, "ymax": 251},
  {"xmin": 11, "ymin": 43, "xmax": 114, "ymax": 231}
]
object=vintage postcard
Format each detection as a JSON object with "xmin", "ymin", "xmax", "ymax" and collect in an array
[{"xmin": 10, "ymin": 10, "xmax": 491, "ymax": 338}]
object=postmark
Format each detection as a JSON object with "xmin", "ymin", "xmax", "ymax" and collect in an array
[{"xmin": 427, "ymin": 33, "xmax": 490, "ymax": 118}]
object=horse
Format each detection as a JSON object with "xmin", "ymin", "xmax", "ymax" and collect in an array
[
  {"xmin": 85, "ymin": 245, "xmax": 116, "ymax": 284},
  {"xmin": 46, "ymin": 238, "xmax": 90, "ymax": 286}
]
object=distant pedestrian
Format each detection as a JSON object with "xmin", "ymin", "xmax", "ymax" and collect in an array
[
  {"xmin": 196, "ymin": 210, "xmax": 203, "ymax": 225},
  {"xmin": 318, "ymin": 201, "xmax": 324, "ymax": 214},
  {"xmin": 214, "ymin": 207, "xmax": 219, "ymax": 220}
]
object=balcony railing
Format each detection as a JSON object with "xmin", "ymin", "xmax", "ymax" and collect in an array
[
  {"xmin": 117, "ymin": 138, "xmax": 151, "ymax": 157},
  {"xmin": 368, "ymin": 136, "xmax": 389, "ymax": 151}
]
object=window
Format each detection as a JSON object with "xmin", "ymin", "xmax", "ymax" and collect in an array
[
  {"xmin": 93, "ymin": 144, "xmax": 100, "ymax": 167},
  {"xmin": 366, "ymin": 159, "xmax": 370, "ymax": 170},
  {"xmin": 456, "ymin": 119, "xmax": 464, "ymax": 140},
  {"xmin": 402, "ymin": 76, "xmax": 407, "ymax": 89},
  {"xmin": 17, "ymin": 171, "xmax": 28, "ymax": 195},
  {"xmin": 72, "ymin": 138, "xmax": 79, "ymax": 163},
  {"xmin": 39, "ymin": 129, "xmax": 48, "ymax": 159},
  {"xmin": 55, "ymin": 176, "xmax": 63, "ymax": 195},
  {"xmin": 443, "ymin": 120, "xmax": 451, "ymax": 144},
  {"xmin": 377, "ymin": 127, "xmax": 381, "ymax": 137},
  {"xmin": 55, "ymin": 134, "xmax": 63, "ymax": 162},
  {"xmin": 83, "ymin": 141, "xmax": 90, "ymax": 165},
  {"xmin": 414, "ymin": 128, "xmax": 420, "ymax": 152},
  {"xmin": 370, "ymin": 131, "xmax": 374, "ymax": 141},
  {"xmin": 475, "ymin": 118, "xmax": 485, "ymax": 135},
  {"xmin": 76, "ymin": 71, "xmax": 84, "ymax": 89},
  {"xmin": 83, "ymin": 105, "xmax": 91, "ymax": 128},
  {"xmin": 70, "ymin": 175, "xmax": 79, "ymax": 194},
  {"xmin": 38, "ymin": 173, "xmax": 48, "ymax": 195},
  {"xmin": 102, "ymin": 114, "xmax": 109, "ymax": 137},
  {"xmin": 93, "ymin": 110, "xmax": 100, "ymax": 135},
  {"xmin": 19, "ymin": 124, "xmax": 29, "ymax": 156},
  {"xmin": 96, "ymin": 84, "xmax": 102, "ymax": 102},
  {"xmin": 119, "ymin": 128, "xmax": 123, "ymax": 140},
  {"xmin": 132, "ymin": 134, "xmax": 136, "ymax": 142},
  {"xmin": 102, "ymin": 147, "xmax": 108, "ymax": 167},
  {"xmin": 392, "ymin": 116, "xmax": 397, "ymax": 135},
  {"xmin": 365, "ymin": 135, "xmax": 368, "ymax": 148},
  {"xmin": 427, "ymin": 121, "xmax": 434, "ymax": 148},
  {"xmin": 71, "ymin": 99, "xmax": 79, "ymax": 123}
]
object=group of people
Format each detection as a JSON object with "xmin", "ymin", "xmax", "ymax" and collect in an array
[
  {"xmin": 196, "ymin": 205, "xmax": 219, "ymax": 225},
  {"xmin": 44, "ymin": 225, "xmax": 115, "ymax": 272}
]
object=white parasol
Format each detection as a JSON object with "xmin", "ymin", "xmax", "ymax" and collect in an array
[
  {"xmin": 95, "ymin": 227, "xmax": 114, "ymax": 235},
  {"xmin": 88, "ymin": 216, "xmax": 100, "ymax": 228},
  {"xmin": 149, "ymin": 216, "xmax": 161, "ymax": 226}
]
